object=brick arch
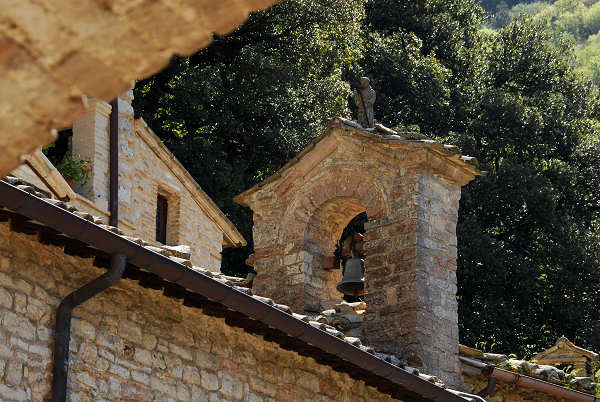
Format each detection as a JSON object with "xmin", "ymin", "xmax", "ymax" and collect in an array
[
  {"xmin": 278, "ymin": 171, "xmax": 388, "ymax": 310},
  {"xmin": 281, "ymin": 171, "xmax": 388, "ymax": 246},
  {"xmin": 304, "ymin": 197, "xmax": 366, "ymax": 256}
]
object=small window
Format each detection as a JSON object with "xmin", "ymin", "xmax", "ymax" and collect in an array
[{"xmin": 156, "ymin": 194, "xmax": 168, "ymax": 244}]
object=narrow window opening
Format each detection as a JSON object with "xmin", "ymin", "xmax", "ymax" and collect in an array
[
  {"xmin": 335, "ymin": 211, "xmax": 367, "ymax": 303},
  {"xmin": 156, "ymin": 194, "xmax": 168, "ymax": 244}
]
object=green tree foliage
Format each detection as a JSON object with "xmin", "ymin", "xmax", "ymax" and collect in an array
[
  {"xmin": 133, "ymin": 0, "xmax": 364, "ymax": 275},
  {"xmin": 360, "ymin": 1, "xmax": 600, "ymax": 356},
  {"xmin": 481, "ymin": 0, "xmax": 552, "ymax": 12},
  {"xmin": 358, "ymin": 0, "xmax": 486, "ymax": 137},
  {"xmin": 485, "ymin": 0, "xmax": 600, "ymax": 85},
  {"xmin": 489, "ymin": 0, "xmax": 600, "ymax": 40},
  {"xmin": 454, "ymin": 18, "xmax": 600, "ymax": 357},
  {"xmin": 135, "ymin": 0, "xmax": 600, "ymax": 358}
]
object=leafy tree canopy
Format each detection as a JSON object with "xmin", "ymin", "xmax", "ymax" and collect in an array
[
  {"xmin": 455, "ymin": 19, "xmax": 600, "ymax": 356},
  {"xmin": 134, "ymin": 0, "xmax": 365, "ymax": 272},
  {"xmin": 135, "ymin": 0, "xmax": 600, "ymax": 359},
  {"xmin": 485, "ymin": 0, "xmax": 600, "ymax": 85}
]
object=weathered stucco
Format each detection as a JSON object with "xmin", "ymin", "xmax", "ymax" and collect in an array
[
  {"xmin": 0, "ymin": 0, "xmax": 279, "ymax": 178},
  {"xmin": 0, "ymin": 223, "xmax": 398, "ymax": 401}
]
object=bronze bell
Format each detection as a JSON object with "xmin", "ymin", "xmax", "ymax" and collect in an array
[{"xmin": 336, "ymin": 256, "xmax": 365, "ymax": 296}]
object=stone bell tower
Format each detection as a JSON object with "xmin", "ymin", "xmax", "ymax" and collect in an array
[{"xmin": 234, "ymin": 117, "xmax": 482, "ymax": 387}]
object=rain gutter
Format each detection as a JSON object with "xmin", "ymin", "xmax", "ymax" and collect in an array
[
  {"xmin": 51, "ymin": 253, "xmax": 126, "ymax": 402},
  {"xmin": 460, "ymin": 356, "xmax": 600, "ymax": 402},
  {"xmin": 1, "ymin": 181, "xmax": 464, "ymax": 402}
]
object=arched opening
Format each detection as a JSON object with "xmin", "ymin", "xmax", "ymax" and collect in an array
[
  {"xmin": 301, "ymin": 197, "xmax": 370, "ymax": 311},
  {"xmin": 335, "ymin": 211, "xmax": 367, "ymax": 303},
  {"xmin": 270, "ymin": 172, "xmax": 388, "ymax": 312}
]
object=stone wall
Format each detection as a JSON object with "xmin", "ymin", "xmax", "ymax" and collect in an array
[
  {"xmin": 0, "ymin": 0, "xmax": 279, "ymax": 178},
  {"xmin": 122, "ymin": 121, "xmax": 225, "ymax": 272},
  {"xmin": 0, "ymin": 223, "xmax": 398, "ymax": 401},
  {"xmin": 363, "ymin": 170, "xmax": 462, "ymax": 386}
]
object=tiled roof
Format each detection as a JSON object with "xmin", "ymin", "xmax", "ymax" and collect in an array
[
  {"xmin": 459, "ymin": 344, "xmax": 599, "ymax": 397},
  {"xmin": 532, "ymin": 336, "xmax": 600, "ymax": 362},
  {"xmin": 0, "ymin": 176, "xmax": 483, "ymax": 402}
]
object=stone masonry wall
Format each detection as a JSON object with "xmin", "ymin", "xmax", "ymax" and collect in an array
[
  {"xmin": 120, "ymin": 120, "xmax": 223, "ymax": 272},
  {"xmin": 361, "ymin": 171, "xmax": 462, "ymax": 387},
  {"xmin": 0, "ymin": 224, "xmax": 397, "ymax": 401},
  {"xmin": 71, "ymin": 89, "xmax": 224, "ymax": 272}
]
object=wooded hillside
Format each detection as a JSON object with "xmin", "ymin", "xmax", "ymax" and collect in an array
[{"xmin": 486, "ymin": 0, "xmax": 600, "ymax": 85}]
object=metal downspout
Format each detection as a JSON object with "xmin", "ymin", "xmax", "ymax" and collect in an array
[
  {"xmin": 51, "ymin": 253, "xmax": 126, "ymax": 402},
  {"xmin": 109, "ymin": 98, "xmax": 119, "ymax": 227}
]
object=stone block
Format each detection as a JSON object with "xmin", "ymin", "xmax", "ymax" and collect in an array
[
  {"xmin": 221, "ymin": 373, "xmax": 243, "ymax": 399},
  {"xmin": 151, "ymin": 351, "xmax": 167, "ymax": 370},
  {"xmin": 134, "ymin": 348, "xmax": 152, "ymax": 367},
  {"xmin": 3, "ymin": 311, "xmax": 35, "ymax": 340},
  {"xmin": 169, "ymin": 343, "xmax": 193, "ymax": 361},
  {"xmin": 131, "ymin": 370, "xmax": 150, "ymax": 386},
  {"xmin": 141, "ymin": 333, "xmax": 157, "ymax": 350},
  {"xmin": 72, "ymin": 318, "xmax": 96, "ymax": 340},
  {"xmin": 296, "ymin": 370, "xmax": 320, "ymax": 390},
  {"xmin": 150, "ymin": 376, "xmax": 176, "ymax": 396},
  {"xmin": 108, "ymin": 363, "xmax": 130, "ymax": 380},
  {"xmin": 0, "ymin": 383, "xmax": 28, "ymax": 400},
  {"xmin": 201, "ymin": 370, "xmax": 219, "ymax": 391},
  {"xmin": 183, "ymin": 366, "xmax": 201, "ymax": 385},
  {"xmin": 248, "ymin": 376, "xmax": 277, "ymax": 398},
  {"xmin": 5, "ymin": 360, "xmax": 22, "ymax": 386},
  {"xmin": 0, "ymin": 287, "xmax": 12, "ymax": 308},
  {"xmin": 118, "ymin": 321, "xmax": 142, "ymax": 344},
  {"xmin": 26, "ymin": 297, "xmax": 48, "ymax": 321},
  {"xmin": 28, "ymin": 343, "xmax": 51, "ymax": 358},
  {"xmin": 164, "ymin": 354, "xmax": 184, "ymax": 379},
  {"xmin": 121, "ymin": 381, "xmax": 152, "ymax": 402}
]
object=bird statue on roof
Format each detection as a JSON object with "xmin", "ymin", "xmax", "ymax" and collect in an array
[{"xmin": 353, "ymin": 77, "xmax": 376, "ymax": 128}]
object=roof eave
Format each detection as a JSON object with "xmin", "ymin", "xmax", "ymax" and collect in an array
[{"xmin": 234, "ymin": 117, "xmax": 484, "ymax": 207}]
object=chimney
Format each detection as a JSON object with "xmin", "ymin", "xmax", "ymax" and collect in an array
[
  {"xmin": 71, "ymin": 87, "xmax": 134, "ymax": 212},
  {"xmin": 235, "ymin": 119, "xmax": 482, "ymax": 387}
]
